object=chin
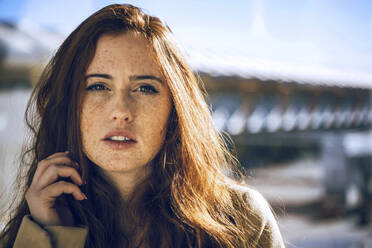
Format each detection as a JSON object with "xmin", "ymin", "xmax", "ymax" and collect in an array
[{"xmin": 99, "ymin": 159, "xmax": 149, "ymax": 173}]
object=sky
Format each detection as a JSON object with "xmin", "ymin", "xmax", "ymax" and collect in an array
[{"xmin": 0, "ymin": 0, "xmax": 371, "ymax": 84}]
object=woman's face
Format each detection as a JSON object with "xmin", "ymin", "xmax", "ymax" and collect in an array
[{"xmin": 80, "ymin": 32, "xmax": 172, "ymax": 177}]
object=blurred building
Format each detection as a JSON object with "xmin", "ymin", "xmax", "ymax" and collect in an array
[
  {"xmin": 191, "ymin": 49, "xmax": 372, "ymax": 224},
  {"xmin": 0, "ymin": 20, "xmax": 63, "ymax": 88}
]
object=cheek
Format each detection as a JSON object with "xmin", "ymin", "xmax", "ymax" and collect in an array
[
  {"xmin": 80, "ymin": 99, "xmax": 104, "ymax": 141},
  {"xmin": 138, "ymin": 102, "xmax": 171, "ymax": 151},
  {"xmin": 146, "ymin": 101, "xmax": 171, "ymax": 131},
  {"xmin": 81, "ymin": 96, "xmax": 106, "ymax": 120}
]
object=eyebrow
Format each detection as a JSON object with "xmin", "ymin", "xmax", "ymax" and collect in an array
[
  {"xmin": 85, "ymin": 74, "xmax": 164, "ymax": 85},
  {"xmin": 85, "ymin": 73, "xmax": 112, "ymax": 80},
  {"xmin": 129, "ymin": 75, "xmax": 164, "ymax": 85}
]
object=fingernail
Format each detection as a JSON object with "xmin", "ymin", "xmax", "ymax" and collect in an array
[
  {"xmin": 82, "ymin": 193, "xmax": 88, "ymax": 200},
  {"xmin": 64, "ymin": 151, "xmax": 69, "ymax": 154}
]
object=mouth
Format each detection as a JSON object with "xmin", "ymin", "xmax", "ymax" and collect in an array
[
  {"xmin": 103, "ymin": 130, "xmax": 137, "ymax": 142},
  {"xmin": 102, "ymin": 131, "xmax": 137, "ymax": 150},
  {"xmin": 104, "ymin": 136, "xmax": 136, "ymax": 143},
  {"xmin": 102, "ymin": 136, "xmax": 137, "ymax": 150}
]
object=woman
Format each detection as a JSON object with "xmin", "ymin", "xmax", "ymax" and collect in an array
[{"xmin": 0, "ymin": 4, "xmax": 284, "ymax": 248}]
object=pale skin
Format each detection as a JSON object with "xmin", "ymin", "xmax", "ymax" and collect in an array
[{"xmin": 25, "ymin": 31, "xmax": 172, "ymax": 227}]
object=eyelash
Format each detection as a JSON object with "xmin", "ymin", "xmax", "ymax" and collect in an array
[
  {"xmin": 86, "ymin": 83, "xmax": 109, "ymax": 91},
  {"xmin": 138, "ymin": 85, "xmax": 158, "ymax": 94},
  {"xmin": 85, "ymin": 83, "xmax": 158, "ymax": 95}
]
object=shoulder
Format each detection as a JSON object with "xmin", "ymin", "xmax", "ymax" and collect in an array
[
  {"xmin": 2, "ymin": 215, "xmax": 88, "ymax": 248},
  {"xmin": 229, "ymin": 183, "xmax": 272, "ymax": 216},
  {"xmin": 228, "ymin": 183, "xmax": 285, "ymax": 247}
]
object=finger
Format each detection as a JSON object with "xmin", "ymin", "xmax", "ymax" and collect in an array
[
  {"xmin": 41, "ymin": 181, "xmax": 87, "ymax": 202},
  {"xmin": 34, "ymin": 156, "xmax": 78, "ymax": 183},
  {"xmin": 44, "ymin": 151, "xmax": 70, "ymax": 160},
  {"xmin": 35, "ymin": 164, "xmax": 83, "ymax": 191},
  {"xmin": 34, "ymin": 156, "xmax": 76, "ymax": 183}
]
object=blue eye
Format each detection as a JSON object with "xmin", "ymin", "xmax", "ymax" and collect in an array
[
  {"xmin": 138, "ymin": 85, "xmax": 158, "ymax": 94},
  {"xmin": 86, "ymin": 83, "xmax": 109, "ymax": 91}
]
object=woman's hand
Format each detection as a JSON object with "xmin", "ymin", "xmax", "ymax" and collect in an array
[{"xmin": 25, "ymin": 151, "xmax": 86, "ymax": 227}]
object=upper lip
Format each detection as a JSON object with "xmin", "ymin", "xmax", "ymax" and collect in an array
[{"xmin": 103, "ymin": 130, "xmax": 137, "ymax": 142}]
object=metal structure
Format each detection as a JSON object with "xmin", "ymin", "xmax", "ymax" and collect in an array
[{"xmin": 196, "ymin": 57, "xmax": 371, "ymax": 224}]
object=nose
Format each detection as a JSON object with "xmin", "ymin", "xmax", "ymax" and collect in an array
[{"xmin": 110, "ymin": 94, "xmax": 133, "ymax": 123}]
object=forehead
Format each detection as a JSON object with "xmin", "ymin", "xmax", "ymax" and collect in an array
[{"xmin": 87, "ymin": 32, "xmax": 161, "ymax": 74}]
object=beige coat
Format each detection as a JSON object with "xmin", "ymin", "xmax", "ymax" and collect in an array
[{"xmin": 0, "ymin": 188, "xmax": 285, "ymax": 248}]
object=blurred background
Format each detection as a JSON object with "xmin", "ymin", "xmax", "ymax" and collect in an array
[{"xmin": 0, "ymin": 0, "xmax": 371, "ymax": 247}]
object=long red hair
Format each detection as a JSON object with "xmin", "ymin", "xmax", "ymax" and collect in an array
[{"xmin": 1, "ymin": 4, "xmax": 266, "ymax": 247}]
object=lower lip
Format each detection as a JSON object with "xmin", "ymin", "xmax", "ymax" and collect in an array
[{"xmin": 102, "ymin": 140, "xmax": 137, "ymax": 150}]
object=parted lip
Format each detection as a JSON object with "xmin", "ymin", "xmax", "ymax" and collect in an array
[{"xmin": 103, "ymin": 130, "xmax": 137, "ymax": 142}]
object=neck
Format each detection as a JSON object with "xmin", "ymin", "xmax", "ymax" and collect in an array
[{"xmin": 103, "ymin": 165, "xmax": 151, "ymax": 201}]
